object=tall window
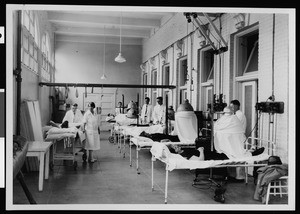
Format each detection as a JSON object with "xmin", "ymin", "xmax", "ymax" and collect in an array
[
  {"xmin": 41, "ymin": 33, "xmax": 51, "ymax": 81},
  {"xmin": 236, "ymin": 29, "xmax": 259, "ymax": 76},
  {"xmin": 143, "ymin": 73, "xmax": 148, "ymax": 100},
  {"xmin": 202, "ymin": 49, "xmax": 214, "ymax": 83},
  {"xmin": 200, "ymin": 47, "xmax": 215, "ymax": 111},
  {"xmin": 179, "ymin": 58, "xmax": 188, "ymax": 87},
  {"xmin": 178, "ymin": 57, "xmax": 188, "ymax": 104},
  {"xmin": 152, "ymin": 69, "xmax": 158, "ymax": 105},
  {"xmin": 233, "ymin": 24, "xmax": 259, "ymax": 141},
  {"xmin": 162, "ymin": 64, "xmax": 171, "ymax": 106},
  {"xmin": 21, "ymin": 10, "xmax": 39, "ymax": 74}
]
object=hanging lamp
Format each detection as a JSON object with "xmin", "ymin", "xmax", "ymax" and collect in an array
[
  {"xmin": 101, "ymin": 26, "xmax": 107, "ymax": 80},
  {"xmin": 115, "ymin": 12, "xmax": 126, "ymax": 63}
]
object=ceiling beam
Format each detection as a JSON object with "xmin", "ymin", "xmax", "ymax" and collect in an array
[
  {"xmin": 54, "ymin": 26, "xmax": 150, "ymax": 38},
  {"xmin": 55, "ymin": 34, "xmax": 143, "ymax": 45},
  {"xmin": 48, "ymin": 11, "xmax": 161, "ymax": 29}
]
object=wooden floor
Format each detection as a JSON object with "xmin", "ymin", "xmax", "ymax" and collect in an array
[{"xmin": 11, "ymin": 131, "xmax": 288, "ymax": 210}]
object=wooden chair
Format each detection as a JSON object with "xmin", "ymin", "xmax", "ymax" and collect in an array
[{"xmin": 265, "ymin": 176, "xmax": 288, "ymax": 204}]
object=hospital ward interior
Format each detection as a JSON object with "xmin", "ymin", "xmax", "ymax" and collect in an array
[{"xmin": 8, "ymin": 5, "xmax": 295, "ymax": 210}]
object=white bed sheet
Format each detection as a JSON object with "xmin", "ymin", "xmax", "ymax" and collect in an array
[
  {"xmin": 122, "ymin": 124, "xmax": 164, "ymax": 137},
  {"xmin": 130, "ymin": 136, "xmax": 195, "ymax": 148},
  {"xmin": 150, "ymin": 142, "xmax": 269, "ymax": 171}
]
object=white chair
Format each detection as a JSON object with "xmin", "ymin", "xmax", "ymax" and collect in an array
[{"xmin": 265, "ymin": 175, "xmax": 288, "ymax": 204}]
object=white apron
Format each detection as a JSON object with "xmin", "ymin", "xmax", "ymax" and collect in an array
[{"xmin": 83, "ymin": 110, "xmax": 100, "ymax": 150}]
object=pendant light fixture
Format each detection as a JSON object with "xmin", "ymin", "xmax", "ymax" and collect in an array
[
  {"xmin": 115, "ymin": 12, "xmax": 126, "ymax": 63},
  {"xmin": 101, "ymin": 26, "xmax": 107, "ymax": 80}
]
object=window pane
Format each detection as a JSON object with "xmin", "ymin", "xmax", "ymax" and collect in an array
[
  {"xmin": 23, "ymin": 52, "xmax": 29, "ymax": 66},
  {"xmin": 152, "ymin": 70, "xmax": 157, "ymax": 85},
  {"xmin": 30, "ymin": 22, "xmax": 34, "ymax": 36},
  {"xmin": 34, "ymin": 61, "xmax": 38, "ymax": 73},
  {"xmin": 244, "ymin": 85, "xmax": 253, "ymax": 137},
  {"xmin": 163, "ymin": 66, "xmax": 170, "ymax": 85},
  {"xmin": 202, "ymin": 50, "xmax": 214, "ymax": 82},
  {"xmin": 245, "ymin": 43, "xmax": 258, "ymax": 73},
  {"xmin": 23, "ymin": 35, "xmax": 28, "ymax": 50},
  {"xmin": 180, "ymin": 59, "xmax": 188, "ymax": 86},
  {"xmin": 29, "ymin": 57, "xmax": 34, "ymax": 69},
  {"xmin": 34, "ymin": 47, "xmax": 38, "ymax": 60},
  {"xmin": 236, "ymin": 29, "xmax": 259, "ymax": 76},
  {"xmin": 23, "ymin": 12, "xmax": 30, "ymax": 29},
  {"xmin": 29, "ymin": 41, "xmax": 33, "ymax": 56}
]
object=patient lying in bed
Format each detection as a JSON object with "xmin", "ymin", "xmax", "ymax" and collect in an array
[
  {"xmin": 167, "ymin": 136, "xmax": 265, "ymax": 162},
  {"xmin": 167, "ymin": 144, "xmax": 228, "ymax": 161}
]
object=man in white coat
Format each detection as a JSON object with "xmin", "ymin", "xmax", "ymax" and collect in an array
[
  {"xmin": 152, "ymin": 96, "xmax": 166, "ymax": 125},
  {"xmin": 140, "ymin": 97, "xmax": 153, "ymax": 124},
  {"xmin": 62, "ymin": 103, "xmax": 83, "ymax": 125},
  {"xmin": 62, "ymin": 103, "xmax": 85, "ymax": 153}
]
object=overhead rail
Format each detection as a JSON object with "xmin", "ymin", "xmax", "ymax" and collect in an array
[
  {"xmin": 39, "ymin": 82, "xmax": 176, "ymax": 89},
  {"xmin": 184, "ymin": 12, "xmax": 228, "ymax": 55}
]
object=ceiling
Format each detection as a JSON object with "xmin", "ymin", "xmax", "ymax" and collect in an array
[
  {"xmin": 48, "ymin": 10, "xmax": 177, "ymax": 45},
  {"xmin": 48, "ymin": 10, "xmax": 221, "ymax": 46}
]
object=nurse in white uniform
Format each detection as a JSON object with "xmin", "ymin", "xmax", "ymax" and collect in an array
[{"xmin": 83, "ymin": 102, "xmax": 101, "ymax": 163}]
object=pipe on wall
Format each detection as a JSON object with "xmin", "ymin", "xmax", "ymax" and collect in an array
[
  {"xmin": 13, "ymin": 10, "xmax": 22, "ymax": 135},
  {"xmin": 39, "ymin": 82, "xmax": 176, "ymax": 89}
]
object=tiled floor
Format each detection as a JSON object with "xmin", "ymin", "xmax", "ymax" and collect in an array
[{"xmin": 12, "ymin": 131, "xmax": 288, "ymax": 209}]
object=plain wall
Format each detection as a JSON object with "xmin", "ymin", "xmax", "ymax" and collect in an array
[{"xmin": 55, "ymin": 41, "xmax": 142, "ymax": 110}]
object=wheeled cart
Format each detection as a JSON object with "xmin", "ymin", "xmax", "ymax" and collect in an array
[{"xmin": 51, "ymin": 137, "xmax": 81, "ymax": 170}]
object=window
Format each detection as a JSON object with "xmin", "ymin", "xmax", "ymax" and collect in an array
[
  {"xmin": 41, "ymin": 33, "xmax": 51, "ymax": 81},
  {"xmin": 179, "ymin": 89, "xmax": 187, "ymax": 104},
  {"xmin": 162, "ymin": 64, "xmax": 170, "ymax": 86},
  {"xmin": 177, "ymin": 57, "xmax": 188, "ymax": 105},
  {"xmin": 232, "ymin": 24, "xmax": 259, "ymax": 141},
  {"xmin": 143, "ymin": 73, "xmax": 148, "ymax": 100},
  {"xmin": 236, "ymin": 30, "xmax": 258, "ymax": 76},
  {"xmin": 199, "ymin": 47, "xmax": 215, "ymax": 111},
  {"xmin": 179, "ymin": 58, "xmax": 188, "ymax": 87},
  {"xmin": 152, "ymin": 69, "xmax": 158, "ymax": 105},
  {"xmin": 162, "ymin": 64, "xmax": 171, "ymax": 105},
  {"xmin": 202, "ymin": 49, "xmax": 214, "ymax": 83},
  {"xmin": 21, "ymin": 10, "xmax": 39, "ymax": 74}
]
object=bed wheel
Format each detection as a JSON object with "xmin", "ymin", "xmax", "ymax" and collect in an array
[
  {"xmin": 108, "ymin": 136, "xmax": 114, "ymax": 143},
  {"xmin": 73, "ymin": 161, "xmax": 77, "ymax": 170}
]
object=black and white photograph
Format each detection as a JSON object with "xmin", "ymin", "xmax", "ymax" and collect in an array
[{"xmin": 4, "ymin": 2, "xmax": 296, "ymax": 211}]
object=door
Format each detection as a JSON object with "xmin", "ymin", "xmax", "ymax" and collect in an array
[
  {"xmin": 84, "ymin": 89, "xmax": 116, "ymax": 131},
  {"xmin": 241, "ymin": 81, "xmax": 258, "ymax": 142},
  {"xmin": 99, "ymin": 92, "xmax": 116, "ymax": 131}
]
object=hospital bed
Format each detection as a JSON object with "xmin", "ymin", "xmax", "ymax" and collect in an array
[
  {"xmin": 120, "ymin": 124, "xmax": 165, "ymax": 172},
  {"xmin": 45, "ymin": 125, "xmax": 84, "ymax": 170},
  {"xmin": 129, "ymin": 135, "xmax": 196, "ymax": 174},
  {"xmin": 126, "ymin": 110, "xmax": 199, "ymax": 174},
  {"xmin": 110, "ymin": 113, "xmax": 140, "ymax": 154},
  {"xmin": 150, "ymin": 137, "xmax": 274, "ymax": 204}
]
